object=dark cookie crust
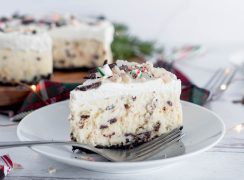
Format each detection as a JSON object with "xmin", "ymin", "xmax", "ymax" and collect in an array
[
  {"xmin": 72, "ymin": 126, "xmax": 183, "ymax": 151},
  {"xmin": 0, "ymin": 73, "xmax": 51, "ymax": 86}
]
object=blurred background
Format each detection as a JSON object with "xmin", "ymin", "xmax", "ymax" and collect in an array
[{"xmin": 1, "ymin": 0, "xmax": 244, "ymax": 45}]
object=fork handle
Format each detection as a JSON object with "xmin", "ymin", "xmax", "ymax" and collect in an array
[{"xmin": 0, "ymin": 140, "xmax": 70, "ymax": 149}]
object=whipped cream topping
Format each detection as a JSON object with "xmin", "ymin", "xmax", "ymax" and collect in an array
[
  {"xmin": 0, "ymin": 13, "xmax": 113, "ymax": 52},
  {"xmin": 71, "ymin": 60, "xmax": 181, "ymax": 104},
  {"xmin": 48, "ymin": 20, "xmax": 114, "ymax": 50},
  {"xmin": 71, "ymin": 79, "xmax": 181, "ymax": 104},
  {"xmin": 0, "ymin": 31, "xmax": 52, "ymax": 52}
]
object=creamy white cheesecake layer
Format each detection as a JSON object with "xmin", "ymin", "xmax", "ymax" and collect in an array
[
  {"xmin": 70, "ymin": 79, "xmax": 182, "ymax": 147},
  {"xmin": 49, "ymin": 20, "xmax": 114, "ymax": 69},
  {"xmin": 0, "ymin": 49, "xmax": 52, "ymax": 83},
  {"xmin": 52, "ymin": 39, "xmax": 112, "ymax": 68}
]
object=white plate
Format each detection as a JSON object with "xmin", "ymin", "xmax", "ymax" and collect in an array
[{"xmin": 17, "ymin": 100, "xmax": 225, "ymax": 173}]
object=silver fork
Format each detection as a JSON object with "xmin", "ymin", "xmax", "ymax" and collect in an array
[
  {"xmin": 0, "ymin": 127, "xmax": 184, "ymax": 162},
  {"xmin": 204, "ymin": 67, "xmax": 236, "ymax": 103}
]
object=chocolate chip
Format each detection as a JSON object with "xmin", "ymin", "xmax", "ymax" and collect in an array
[
  {"xmin": 100, "ymin": 125, "xmax": 108, "ymax": 129},
  {"xmin": 109, "ymin": 63, "xmax": 116, "ymax": 69},
  {"xmin": 163, "ymin": 106, "xmax": 166, "ymax": 111},
  {"xmin": 103, "ymin": 132, "xmax": 115, "ymax": 138},
  {"xmin": 124, "ymin": 104, "xmax": 130, "ymax": 109},
  {"xmin": 76, "ymin": 81, "xmax": 102, "ymax": 91},
  {"xmin": 132, "ymin": 96, "xmax": 137, "ymax": 101},
  {"xmin": 154, "ymin": 122, "xmax": 161, "ymax": 131},
  {"xmin": 108, "ymin": 118, "xmax": 117, "ymax": 124},
  {"xmin": 137, "ymin": 131, "xmax": 151, "ymax": 142},
  {"xmin": 126, "ymin": 138, "xmax": 130, "ymax": 143},
  {"xmin": 70, "ymin": 133, "xmax": 77, "ymax": 142},
  {"xmin": 21, "ymin": 18, "xmax": 35, "ymax": 25},
  {"xmin": 36, "ymin": 57, "xmax": 41, "ymax": 61},
  {"xmin": 97, "ymin": 16, "xmax": 106, "ymax": 20},
  {"xmin": 79, "ymin": 124, "xmax": 85, "ymax": 129},
  {"xmin": 167, "ymin": 101, "xmax": 173, "ymax": 106},
  {"xmin": 80, "ymin": 115, "xmax": 90, "ymax": 119},
  {"xmin": 79, "ymin": 115, "xmax": 90, "ymax": 129}
]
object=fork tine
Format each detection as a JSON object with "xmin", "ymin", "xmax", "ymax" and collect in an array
[
  {"xmin": 134, "ymin": 127, "xmax": 182, "ymax": 154},
  {"xmin": 135, "ymin": 130, "xmax": 183, "ymax": 157},
  {"xmin": 129, "ymin": 133, "xmax": 184, "ymax": 162},
  {"xmin": 205, "ymin": 67, "xmax": 235, "ymax": 102},
  {"xmin": 210, "ymin": 68, "xmax": 236, "ymax": 100},
  {"xmin": 204, "ymin": 69, "xmax": 222, "ymax": 90}
]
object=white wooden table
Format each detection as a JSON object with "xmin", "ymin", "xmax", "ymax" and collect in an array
[{"xmin": 1, "ymin": 44, "xmax": 244, "ymax": 180}]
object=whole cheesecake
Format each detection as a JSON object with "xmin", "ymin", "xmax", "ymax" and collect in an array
[
  {"xmin": 0, "ymin": 24, "xmax": 53, "ymax": 85},
  {"xmin": 46, "ymin": 15, "xmax": 114, "ymax": 69},
  {"xmin": 69, "ymin": 60, "xmax": 182, "ymax": 148}
]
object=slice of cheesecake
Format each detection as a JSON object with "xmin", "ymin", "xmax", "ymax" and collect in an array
[{"xmin": 69, "ymin": 60, "xmax": 182, "ymax": 148}]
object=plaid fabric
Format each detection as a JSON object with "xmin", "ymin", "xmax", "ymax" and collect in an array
[{"xmin": 19, "ymin": 81, "xmax": 80, "ymax": 113}]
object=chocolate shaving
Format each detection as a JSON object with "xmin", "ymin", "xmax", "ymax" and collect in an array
[
  {"xmin": 103, "ymin": 59, "xmax": 108, "ymax": 65},
  {"xmin": 100, "ymin": 125, "xmax": 108, "ymax": 129},
  {"xmin": 84, "ymin": 73, "xmax": 98, "ymax": 79},
  {"xmin": 167, "ymin": 101, "xmax": 173, "ymax": 106},
  {"xmin": 80, "ymin": 115, "xmax": 90, "ymax": 119},
  {"xmin": 76, "ymin": 81, "xmax": 102, "ymax": 91},
  {"xmin": 154, "ymin": 122, "xmax": 161, "ymax": 131},
  {"xmin": 70, "ymin": 133, "xmax": 77, "ymax": 142},
  {"xmin": 132, "ymin": 96, "xmax": 137, "ymax": 101},
  {"xmin": 124, "ymin": 104, "xmax": 130, "ymax": 109},
  {"xmin": 103, "ymin": 132, "xmax": 115, "ymax": 138},
  {"xmin": 108, "ymin": 118, "xmax": 117, "ymax": 124}
]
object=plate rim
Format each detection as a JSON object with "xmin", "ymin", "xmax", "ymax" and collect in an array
[{"xmin": 17, "ymin": 100, "xmax": 225, "ymax": 167}]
